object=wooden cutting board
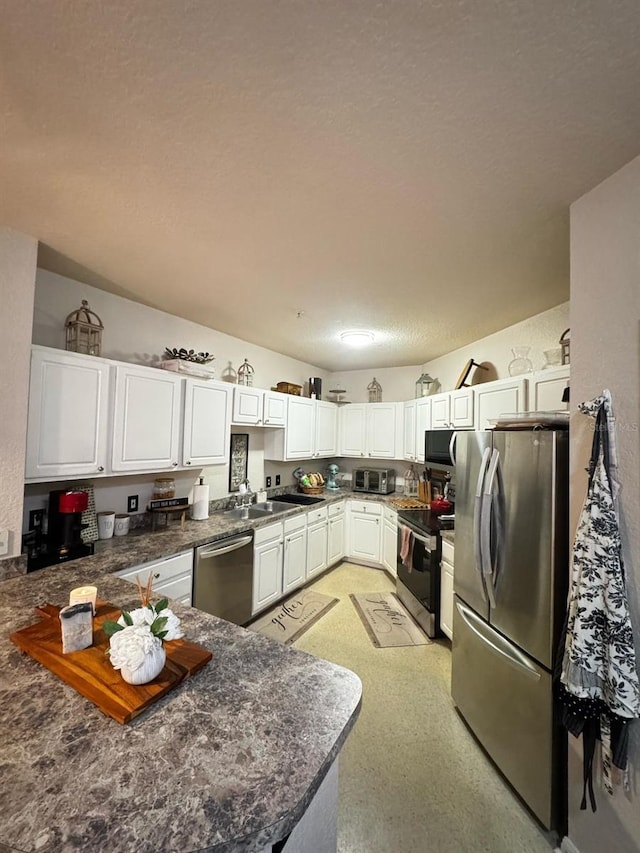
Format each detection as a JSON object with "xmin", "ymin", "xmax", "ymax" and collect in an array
[
  {"xmin": 389, "ymin": 497, "xmax": 429, "ymax": 509},
  {"xmin": 10, "ymin": 600, "xmax": 212, "ymax": 724}
]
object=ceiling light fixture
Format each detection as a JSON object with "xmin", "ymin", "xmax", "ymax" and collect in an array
[{"xmin": 340, "ymin": 330, "xmax": 375, "ymax": 347}]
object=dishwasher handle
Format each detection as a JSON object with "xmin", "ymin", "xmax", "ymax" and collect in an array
[{"xmin": 197, "ymin": 535, "xmax": 253, "ymax": 559}]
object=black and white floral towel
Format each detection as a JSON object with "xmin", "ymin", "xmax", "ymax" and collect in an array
[{"xmin": 560, "ymin": 391, "xmax": 640, "ymax": 806}]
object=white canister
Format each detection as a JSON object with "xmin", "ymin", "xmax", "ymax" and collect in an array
[
  {"xmin": 97, "ymin": 511, "xmax": 116, "ymax": 539},
  {"xmin": 114, "ymin": 514, "xmax": 130, "ymax": 536}
]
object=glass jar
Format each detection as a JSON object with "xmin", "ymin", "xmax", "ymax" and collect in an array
[
  {"xmin": 403, "ymin": 465, "xmax": 418, "ymax": 498},
  {"xmin": 153, "ymin": 478, "xmax": 175, "ymax": 499},
  {"xmin": 508, "ymin": 347, "xmax": 533, "ymax": 376}
]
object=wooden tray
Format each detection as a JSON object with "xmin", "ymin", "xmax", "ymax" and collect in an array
[
  {"xmin": 10, "ymin": 600, "xmax": 212, "ymax": 724},
  {"xmin": 389, "ymin": 497, "xmax": 429, "ymax": 509}
]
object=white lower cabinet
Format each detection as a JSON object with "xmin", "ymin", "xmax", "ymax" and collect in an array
[
  {"xmin": 347, "ymin": 500, "xmax": 382, "ymax": 564},
  {"xmin": 115, "ymin": 550, "xmax": 194, "ymax": 606},
  {"xmin": 253, "ymin": 522, "xmax": 284, "ymax": 615},
  {"xmin": 439, "ymin": 537, "xmax": 455, "ymax": 640},
  {"xmin": 327, "ymin": 502, "xmax": 346, "ymax": 565},
  {"xmin": 382, "ymin": 506, "xmax": 398, "ymax": 577},
  {"xmin": 306, "ymin": 506, "xmax": 328, "ymax": 580},
  {"xmin": 283, "ymin": 515, "xmax": 307, "ymax": 594}
]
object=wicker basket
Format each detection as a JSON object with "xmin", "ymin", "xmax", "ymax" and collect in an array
[
  {"xmin": 300, "ymin": 485, "xmax": 325, "ymax": 495},
  {"xmin": 275, "ymin": 381, "xmax": 302, "ymax": 396}
]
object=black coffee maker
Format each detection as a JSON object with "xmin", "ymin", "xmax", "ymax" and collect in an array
[{"xmin": 26, "ymin": 489, "xmax": 94, "ymax": 572}]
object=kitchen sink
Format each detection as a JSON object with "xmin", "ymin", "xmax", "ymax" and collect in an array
[
  {"xmin": 224, "ymin": 500, "xmax": 293, "ymax": 520},
  {"xmin": 271, "ymin": 493, "xmax": 325, "ymax": 505}
]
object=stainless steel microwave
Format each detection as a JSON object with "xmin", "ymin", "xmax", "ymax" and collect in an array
[{"xmin": 352, "ymin": 467, "xmax": 396, "ymax": 494}]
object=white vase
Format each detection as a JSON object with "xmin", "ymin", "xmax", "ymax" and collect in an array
[{"xmin": 120, "ymin": 644, "xmax": 166, "ymax": 685}]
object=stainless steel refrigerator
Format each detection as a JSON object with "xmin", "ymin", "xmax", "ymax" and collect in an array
[{"xmin": 451, "ymin": 428, "xmax": 568, "ymax": 832}]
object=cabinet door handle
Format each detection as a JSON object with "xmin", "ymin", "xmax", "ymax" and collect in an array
[
  {"xmin": 97, "ymin": 466, "xmax": 104, "ymax": 472},
  {"xmin": 186, "ymin": 461, "xmax": 191, "ymax": 465},
  {"xmin": 172, "ymin": 462, "xmax": 178, "ymax": 467},
  {"xmin": 264, "ymin": 418, "xmax": 269, "ymax": 424},
  {"xmin": 153, "ymin": 572, "xmax": 161, "ymax": 579}
]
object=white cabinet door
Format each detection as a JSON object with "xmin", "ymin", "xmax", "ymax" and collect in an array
[
  {"xmin": 440, "ymin": 562, "xmax": 454, "ymax": 640},
  {"xmin": 340, "ymin": 405, "xmax": 367, "ymax": 456},
  {"xmin": 285, "ymin": 396, "xmax": 315, "ymax": 459},
  {"xmin": 183, "ymin": 379, "xmax": 232, "ymax": 467},
  {"xmin": 253, "ymin": 538, "xmax": 283, "ymax": 614},
  {"xmin": 430, "ymin": 393, "xmax": 451, "ymax": 429},
  {"xmin": 232, "ymin": 387, "xmax": 264, "ymax": 425},
  {"xmin": 414, "ymin": 397, "xmax": 431, "ymax": 463},
  {"xmin": 403, "ymin": 400, "xmax": 416, "ymax": 461},
  {"xmin": 474, "ymin": 378, "xmax": 527, "ymax": 429},
  {"xmin": 327, "ymin": 513, "xmax": 345, "ymax": 566},
  {"xmin": 25, "ymin": 347, "xmax": 110, "ymax": 480},
  {"xmin": 382, "ymin": 517, "xmax": 397, "ymax": 577},
  {"xmin": 367, "ymin": 403, "xmax": 398, "ymax": 459},
  {"xmin": 529, "ymin": 367, "xmax": 570, "ymax": 412},
  {"xmin": 112, "ymin": 365, "xmax": 182, "ymax": 472},
  {"xmin": 263, "ymin": 391, "xmax": 287, "ymax": 426},
  {"xmin": 283, "ymin": 526, "xmax": 307, "ymax": 594},
  {"xmin": 349, "ymin": 512, "xmax": 381, "ymax": 563},
  {"xmin": 306, "ymin": 521, "xmax": 328, "ymax": 579},
  {"xmin": 314, "ymin": 401, "xmax": 338, "ymax": 458},
  {"xmin": 450, "ymin": 388, "xmax": 474, "ymax": 428}
]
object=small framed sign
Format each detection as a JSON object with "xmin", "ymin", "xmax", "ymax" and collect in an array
[{"xmin": 229, "ymin": 433, "xmax": 249, "ymax": 492}]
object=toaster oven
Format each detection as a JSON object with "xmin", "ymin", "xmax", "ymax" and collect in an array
[{"xmin": 352, "ymin": 467, "xmax": 396, "ymax": 495}]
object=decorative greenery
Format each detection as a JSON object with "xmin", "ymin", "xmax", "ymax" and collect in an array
[
  {"xmin": 164, "ymin": 347, "xmax": 215, "ymax": 364},
  {"xmin": 103, "ymin": 599, "xmax": 173, "ymax": 641}
]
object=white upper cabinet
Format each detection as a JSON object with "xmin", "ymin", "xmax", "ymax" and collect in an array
[
  {"xmin": 314, "ymin": 400, "xmax": 338, "ymax": 457},
  {"xmin": 112, "ymin": 365, "xmax": 183, "ymax": 472},
  {"xmin": 232, "ymin": 387, "xmax": 264, "ymax": 425},
  {"xmin": 340, "ymin": 405, "xmax": 367, "ymax": 456},
  {"xmin": 264, "ymin": 398, "xmax": 338, "ymax": 461},
  {"xmin": 25, "ymin": 347, "xmax": 111, "ymax": 480},
  {"xmin": 430, "ymin": 393, "xmax": 450, "ymax": 429},
  {"xmin": 341, "ymin": 403, "xmax": 400, "ymax": 459},
  {"xmin": 285, "ymin": 396, "xmax": 316, "ymax": 459},
  {"xmin": 263, "ymin": 391, "xmax": 287, "ymax": 426},
  {"xmin": 414, "ymin": 397, "xmax": 432, "ymax": 462},
  {"xmin": 474, "ymin": 377, "xmax": 528, "ymax": 429},
  {"xmin": 529, "ymin": 367, "xmax": 570, "ymax": 412},
  {"xmin": 182, "ymin": 379, "xmax": 233, "ymax": 467},
  {"xmin": 450, "ymin": 388, "xmax": 474, "ymax": 428},
  {"xmin": 403, "ymin": 400, "xmax": 417, "ymax": 461}
]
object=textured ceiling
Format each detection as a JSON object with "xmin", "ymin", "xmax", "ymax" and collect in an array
[{"xmin": 2, "ymin": 1, "xmax": 640, "ymax": 370}]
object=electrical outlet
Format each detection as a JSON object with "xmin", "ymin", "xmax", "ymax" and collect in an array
[
  {"xmin": 266, "ymin": 476, "xmax": 272, "ymax": 488},
  {"xmin": 29, "ymin": 509, "xmax": 44, "ymax": 532},
  {"xmin": 127, "ymin": 495, "xmax": 139, "ymax": 513},
  {"xmin": 0, "ymin": 528, "xmax": 10, "ymax": 556},
  {"xmin": 275, "ymin": 475, "xmax": 281, "ymax": 486}
]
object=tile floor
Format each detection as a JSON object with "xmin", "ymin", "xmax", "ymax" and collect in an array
[{"xmin": 293, "ymin": 562, "xmax": 557, "ymax": 853}]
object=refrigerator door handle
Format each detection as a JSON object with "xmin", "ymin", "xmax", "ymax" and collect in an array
[
  {"xmin": 448, "ymin": 431, "xmax": 457, "ymax": 466},
  {"xmin": 455, "ymin": 600, "xmax": 541, "ymax": 681},
  {"xmin": 481, "ymin": 448, "xmax": 500, "ymax": 608},
  {"xmin": 473, "ymin": 446, "xmax": 492, "ymax": 603}
]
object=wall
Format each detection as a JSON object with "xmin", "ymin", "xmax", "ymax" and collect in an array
[
  {"xmin": 419, "ymin": 302, "xmax": 569, "ymax": 393},
  {"xmin": 0, "ymin": 229, "xmax": 38, "ymax": 559},
  {"xmin": 325, "ymin": 365, "xmax": 423, "ymax": 404},
  {"xmin": 27, "ymin": 269, "xmax": 329, "ymax": 525},
  {"xmin": 567, "ymin": 156, "xmax": 640, "ymax": 852}
]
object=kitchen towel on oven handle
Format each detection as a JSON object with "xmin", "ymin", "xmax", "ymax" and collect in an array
[{"xmin": 399, "ymin": 525, "xmax": 414, "ymax": 570}]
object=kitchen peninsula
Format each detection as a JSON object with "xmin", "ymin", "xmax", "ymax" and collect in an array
[{"xmin": 1, "ymin": 561, "xmax": 362, "ymax": 852}]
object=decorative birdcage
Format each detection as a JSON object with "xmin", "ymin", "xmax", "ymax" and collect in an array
[
  {"xmin": 559, "ymin": 329, "xmax": 570, "ymax": 365},
  {"xmin": 65, "ymin": 300, "xmax": 104, "ymax": 356},
  {"xmin": 367, "ymin": 377, "xmax": 382, "ymax": 403},
  {"xmin": 415, "ymin": 373, "xmax": 435, "ymax": 398},
  {"xmin": 237, "ymin": 358, "xmax": 255, "ymax": 386}
]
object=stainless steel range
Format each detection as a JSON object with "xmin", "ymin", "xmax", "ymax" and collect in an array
[{"xmin": 396, "ymin": 509, "xmax": 453, "ymax": 638}]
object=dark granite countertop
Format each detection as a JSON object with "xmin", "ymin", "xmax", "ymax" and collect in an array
[{"xmin": 0, "ymin": 562, "xmax": 362, "ymax": 852}]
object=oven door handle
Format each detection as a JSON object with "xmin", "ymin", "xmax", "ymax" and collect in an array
[{"xmin": 400, "ymin": 525, "xmax": 434, "ymax": 550}]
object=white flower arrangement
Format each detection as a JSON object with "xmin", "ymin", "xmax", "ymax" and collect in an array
[{"xmin": 103, "ymin": 589, "xmax": 183, "ymax": 676}]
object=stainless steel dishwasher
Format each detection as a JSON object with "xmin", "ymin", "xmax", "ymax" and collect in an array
[{"xmin": 193, "ymin": 533, "xmax": 254, "ymax": 626}]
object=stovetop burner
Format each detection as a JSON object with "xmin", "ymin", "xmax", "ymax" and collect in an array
[{"xmin": 397, "ymin": 508, "xmax": 454, "ymax": 536}]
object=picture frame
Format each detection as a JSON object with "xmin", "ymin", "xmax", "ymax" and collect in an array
[{"xmin": 229, "ymin": 433, "xmax": 249, "ymax": 492}]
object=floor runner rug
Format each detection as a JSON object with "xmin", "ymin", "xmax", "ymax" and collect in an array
[
  {"xmin": 249, "ymin": 589, "xmax": 339, "ymax": 645},
  {"xmin": 349, "ymin": 592, "xmax": 431, "ymax": 648}
]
